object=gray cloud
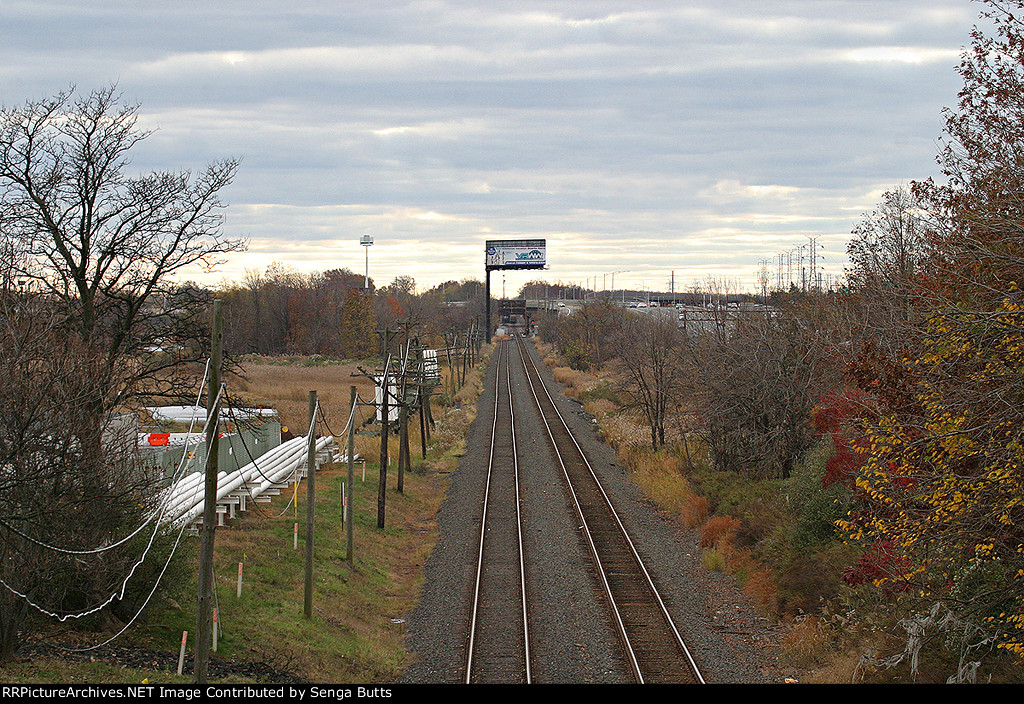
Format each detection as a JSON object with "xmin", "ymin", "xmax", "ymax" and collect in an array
[{"xmin": 0, "ymin": 0, "xmax": 978, "ymax": 292}]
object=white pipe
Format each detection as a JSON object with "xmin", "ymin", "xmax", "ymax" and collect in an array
[{"xmin": 163, "ymin": 436, "xmax": 337, "ymax": 526}]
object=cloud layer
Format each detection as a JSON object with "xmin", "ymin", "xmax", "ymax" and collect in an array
[{"xmin": 1, "ymin": 0, "xmax": 977, "ymax": 293}]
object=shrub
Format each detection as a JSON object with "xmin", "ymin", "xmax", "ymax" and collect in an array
[
  {"xmin": 776, "ymin": 544, "xmax": 860, "ymax": 615},
  {"xmin": 562, "ymin": 339, "xmax": 592, "ymax": 371},
  {"xmin": 680, "ymin": 494, "xmax": 710, "ymax": 529},
  {"xmin": 742, "ymin": 566, "xmax": 780, "ymax": 614},
  {"xmin": 703, "ymin": 548, "xmax": 726, "ymax": 572},
  {"xmin": 700, "ymin": 515, "xmax": 741, "ymax": 550}
]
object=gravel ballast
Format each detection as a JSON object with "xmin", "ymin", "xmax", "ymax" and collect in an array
[{"xmin": 400, "ymin": 339, "xmax": 794, "ymax": 684}]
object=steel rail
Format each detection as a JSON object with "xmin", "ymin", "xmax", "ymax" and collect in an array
[
  {"xmin": 513, "ymin": 333, "xmax": 705, "ymax": 684},
  {"xmin": 465, "ymin": 340, "xmax": 531, "ymax": 683},
  {"xmin": 510, "ymin": 340, "xmax": 532, "ymax": 684},
  {"xmin": 513, "ymin": 334, "xmax": 642, "ymax": 681}
]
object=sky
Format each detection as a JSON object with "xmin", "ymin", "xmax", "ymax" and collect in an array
[{"xmin": 1, "ymin": 0, "xmax": 985, "ymax": 295}]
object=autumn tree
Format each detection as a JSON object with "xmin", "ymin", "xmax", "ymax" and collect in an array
[
  {"xmin": 282, "ymin": 268, "xmax": 365, "ymax": 355},
  {"xmin": 0, "ymin": 285, "xmax": 182, "ymax": 660},
  {"xmin": 340, "ymin": 288, "xmax": 378, "ymax": 359},
  {"xmin": 840, "ymin": 1, "xmax": 1024, "ymax": 670}
]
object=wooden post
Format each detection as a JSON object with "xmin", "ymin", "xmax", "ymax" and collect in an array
[
  {"xmin": 347, "ymin": 386, "xmax": 356, "ymax": 563},
  {"xmin": 425, "ymin": 385, "xmax": 435, "ymax": 432},
  {"xmin": 194, "ymin": 299, "xmax": 222, "ymax": 684},
  {"xmin": 178, "ymin": 631, "xmax": 188, "ymax": 676},
  {"xmin": 397, "ymin": 400, "xmax": 408, "ymax": 493},
  {"xmin": 304, "ymin": 390, "xmax": 316, "ymax": 619},
  {"xmin": 378, "ymin": 359, "xmax": 390, "ymax": 529}
]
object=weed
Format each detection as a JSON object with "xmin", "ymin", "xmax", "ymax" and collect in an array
[
  {"xmin": 680, "ymin": 494, "xmax": 710, "ymax": 529},
  {"xmin": 782, "ymin": 615, "xmax": 839, "ymax": 669},
  {"xmin": 702, "ymin": 549, "xmax": 726, "ymax": 572}
]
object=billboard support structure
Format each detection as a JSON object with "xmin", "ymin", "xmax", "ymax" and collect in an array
[{"xmin": 484, "ymin": 239, "xmax": 546, "ymax": 342}]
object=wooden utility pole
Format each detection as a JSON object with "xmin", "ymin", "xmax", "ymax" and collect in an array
[
  {"xmin": 304, "ymin": 390, "xmax": 316, "ymax": 619},
  {"xmin": 378, "ymin": 354, "xmax": 391, "ymax": 529},
  {"xmin": 396, "ymin": 337, "xmax": 414, "ymax": 494},
  {"xmin": 350, "ymin": 353, "xmax": 396, "ymax": 532},
  {"xmin": 417, "ymin": 347, "xmax": 429, "ymax": 458},
  {"xmin": 346, "ymin": 385, "xmax": 356, "ymax": 562},
  {"xmin": 397, "ymin": 400, "xmax": 409, "ymax": 494},
  {"xmin": 195, "ymin": 299, "xmax": 223, "ymax": 684}
]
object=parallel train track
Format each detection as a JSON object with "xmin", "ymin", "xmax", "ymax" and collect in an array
[{"xmin": 465, "ymin": 334, "xmax": 704, "ymax": 684}]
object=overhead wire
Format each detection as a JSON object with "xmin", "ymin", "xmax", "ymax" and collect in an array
[
  {"xmin": 0, "ymin": 360, "xmax": 213, "ymax": 556},
  {"xmin": 0, "ymin": 370, "xmax": 222, "ymax": 632},
  {"xmin": 4, "ymin": 358, "xmax": 369, "ymax": 648}
]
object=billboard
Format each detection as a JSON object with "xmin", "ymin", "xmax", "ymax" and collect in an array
[{"xmin": 485, "ymin": 239, "xmax": 546, "ymax": 271}]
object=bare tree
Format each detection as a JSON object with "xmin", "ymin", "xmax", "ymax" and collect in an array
[
  {"xmin": 0, "ymin": 86, "xmax": 242, "ymax": 657},
  {"xmin": 687, "ymin": 311, "xmax": 840, "ymax": 479},
  {"xmin": 544, "ymin": 298, "xmax": 626, "ymax": 370},
  {"xmin": 615, "ymin": 312, "xmax": 685, "ymax": 450},
  {"xmin": 844, "ymin": 185, "xmax": 935, "ymax": 356},
  {"xmin": 0, "ymin": 85, "xmax": 245, "ymax": 420}
]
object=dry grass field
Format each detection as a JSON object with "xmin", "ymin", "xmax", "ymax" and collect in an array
[{"xmin": 228, "ymin": 357, "xmax": 379, "ymax": 439}]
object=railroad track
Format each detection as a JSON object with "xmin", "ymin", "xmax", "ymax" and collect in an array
[
  {"xmin": 512, "ymin": 333, "xmax": 705, "ymax": 684},
  {"xmin": 465, "ymin": 340, "xmax": 531, "ymax": 683},
  {"xmin": 464, "ymin": 334, "xmax": 704, "ymax": 684}
]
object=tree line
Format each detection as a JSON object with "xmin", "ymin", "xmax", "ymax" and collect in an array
[{"xmin": 216, "ymin": 265, "xmax": 486, "ymax": 358}]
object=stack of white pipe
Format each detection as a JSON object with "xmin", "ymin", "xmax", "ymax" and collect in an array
[{"xmin": 162, "ymin": 435, "xmax": 341, "ymax": 527}]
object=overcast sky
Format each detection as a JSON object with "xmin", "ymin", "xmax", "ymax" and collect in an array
[{"xmin": 2, "ymin": 0, "xmax": 983, "ymax": 294}]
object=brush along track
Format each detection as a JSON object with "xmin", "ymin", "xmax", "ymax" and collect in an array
[{"xmin": 513, "ymin": 333, "xmax": 705, "ymax": 684}]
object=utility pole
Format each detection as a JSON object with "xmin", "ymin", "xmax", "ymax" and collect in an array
[
  {"xmin": 346, "ymin": 386, "xmax": 356, "ymax": 563},
  {"xmin": 194, "ymin": 299, "xmax": 223, "ymax": 684},
  {"xmin": 807, "ymin": 235, "xmax": 819, "ymax": 292},
  {"xmin": 375, "ymin": 326, "xmax": 399, "ymax": 530},
  {"xmin": 378, "ymin": 355, "xmax": 390, "ymax": 529},
  {"xmin": 396, "ymin": 337, "xmax": 413, "ymax": 495},
  {"xmin": 304, "ymin": 391, "xmax": 316, "ymax": 619}
]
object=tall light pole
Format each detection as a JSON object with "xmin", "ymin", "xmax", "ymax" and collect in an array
[
  {"xmin": 605, "ymin": 270, "xmax": 627, "ymax": 291},
  {"xmin": 360, "ymin": 234, "xmax": 373, "ymax": 291}
]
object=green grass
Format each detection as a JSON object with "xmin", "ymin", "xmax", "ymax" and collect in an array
[
  {"xmin": 0, "ymin": 348, "xmax": 495, "ymax": 685},
  {"xmin": 1, "ymin": 462, "xmax": 446, "ymax": 684}
]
